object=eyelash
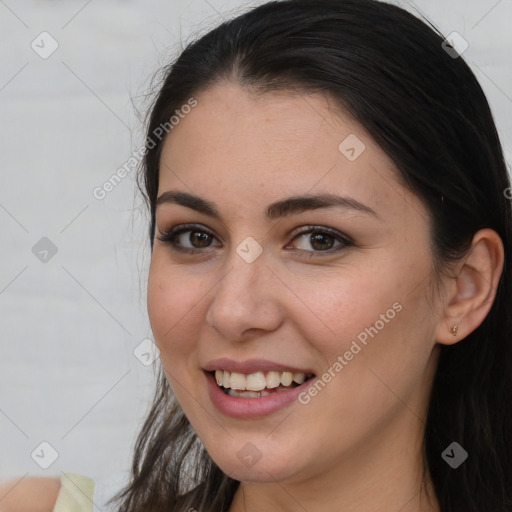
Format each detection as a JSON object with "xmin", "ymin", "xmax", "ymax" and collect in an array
[{"xmin": 156, "ymin": 223, "xmax": 354, "ymax": 257}]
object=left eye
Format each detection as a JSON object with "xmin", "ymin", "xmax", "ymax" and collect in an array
[
  {"xmin": 156, "ymin": 224, "xmax": 353, "ymax": 255},
  {"xmin": 289, "ymin": 227, "xmax": 352, "ymax": 253}
]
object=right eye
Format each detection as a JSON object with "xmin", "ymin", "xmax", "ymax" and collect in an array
[{"xmin": 156, "ymin": 224, "xmax": 222, "ymax": 254}]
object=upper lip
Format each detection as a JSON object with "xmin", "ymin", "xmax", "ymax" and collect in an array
[{"xmin": 203, "ymin": 358, "xmax": 315, "ymax": 375}]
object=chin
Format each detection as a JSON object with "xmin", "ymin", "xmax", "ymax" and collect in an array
[{"xmin": 206, "ymin": 443, "xmax": 302, "ymax": 483}]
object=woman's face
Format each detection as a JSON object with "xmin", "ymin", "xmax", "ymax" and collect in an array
[{"xmin": 147, "ymin": 82, "xmax": 442, "ymax": 484}]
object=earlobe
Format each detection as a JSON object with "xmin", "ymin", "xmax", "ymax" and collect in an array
[
  {"xmin": 436, "ymin": 228, "xmax": 504, "ymax": 346},
  {"xmin": 449, "ymin": 324, "xmax": 458, "ymax": 337}
]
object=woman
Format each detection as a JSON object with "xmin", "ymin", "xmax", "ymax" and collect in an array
[{"xmin": 4, "ymin": 0, "xmax": 511, "ymax": 510}]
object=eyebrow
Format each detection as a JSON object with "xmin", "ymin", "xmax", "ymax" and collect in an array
[{"xmin": 156, "ymin": 190, "xmax": 380, "ymax": 221}]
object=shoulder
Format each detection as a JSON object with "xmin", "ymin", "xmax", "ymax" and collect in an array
[
  {"xmin": 0, "ymin": 476, "xmax": 61, "ymax": 512},
  {"xmin": 52, "ymin": 473, "xmax": 95, "ymax": 512}
]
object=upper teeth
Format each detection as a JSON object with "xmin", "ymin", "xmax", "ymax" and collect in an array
[{"xmin": 215, "ymin": 370, "xmax": 308, "ymax": 391}]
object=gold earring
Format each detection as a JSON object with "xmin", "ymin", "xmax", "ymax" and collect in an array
[{"xmin": 450, "ymin": 324, "xmax": 458, "ymax": 336}]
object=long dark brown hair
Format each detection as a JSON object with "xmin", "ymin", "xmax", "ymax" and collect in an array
[{"xmin": 108, "ymin": 1, "xmax": 512, "ymax": 510}]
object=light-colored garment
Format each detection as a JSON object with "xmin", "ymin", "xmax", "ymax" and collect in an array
[
  {"xmin": 53, "ymin": 470, "xmax": 129, "ymax": 512},
  {"xmin": 52, "ymin": 473, "xmax": 95, "ymax": 512}
]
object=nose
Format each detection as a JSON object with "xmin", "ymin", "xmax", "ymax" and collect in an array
[{"xmin": 205, "ymin": 247, "xmax": 284, "ymax": 341}]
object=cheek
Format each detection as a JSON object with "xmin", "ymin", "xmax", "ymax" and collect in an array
[
  {"xmin": 147, "ymin": 261, "xmax": 212, "ymax": 419},
  {"xmin": 290, "ymin": 262, "xmax": 403, "ymax": 356},
  {"xmin": 289, "ymin": 253, "xmax": 432, "ymax": 391},
  {"xmin": 147, "ymin": 258, "xmax": 204, "ymax": 363}
]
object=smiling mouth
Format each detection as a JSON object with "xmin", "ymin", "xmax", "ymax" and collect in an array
[{"xmin": 210, "ymin": 370, "xmax": 315, "ymax": 398}]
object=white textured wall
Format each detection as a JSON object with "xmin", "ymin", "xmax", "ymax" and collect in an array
[{"xmin": 0, "ymin": 0, "xmax": 510, "ymax": 496}]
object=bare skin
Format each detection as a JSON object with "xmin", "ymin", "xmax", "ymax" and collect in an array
[
  {"xmin": 0, "ymin": 477, "xmax": 60, "ymax": 512},
  {"xmin": 2, "ymin": 83, "xmax": 503, "ymax": 512},
  {"xmin": 147, "ymin": 82, "xmax": 504, "ymax": 511}
]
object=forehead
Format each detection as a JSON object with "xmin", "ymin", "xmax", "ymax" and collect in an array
[{"xmin": 157, "ymin": 82, "xmax": 418, "ymax": 221}]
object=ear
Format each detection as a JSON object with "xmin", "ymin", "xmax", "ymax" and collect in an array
[{"xmin": 435, "ymin": 228, "xmax": 504, "ymax": 345}]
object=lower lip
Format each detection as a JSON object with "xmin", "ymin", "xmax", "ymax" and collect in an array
[{"xmin": 204, "ymin": 371, "xmax": 316, "ymax": 419}]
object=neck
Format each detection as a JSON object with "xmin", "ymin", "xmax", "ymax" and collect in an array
[{"xmin": 227, "ymin": 410, "xmax": 440, "ymax": 512}]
